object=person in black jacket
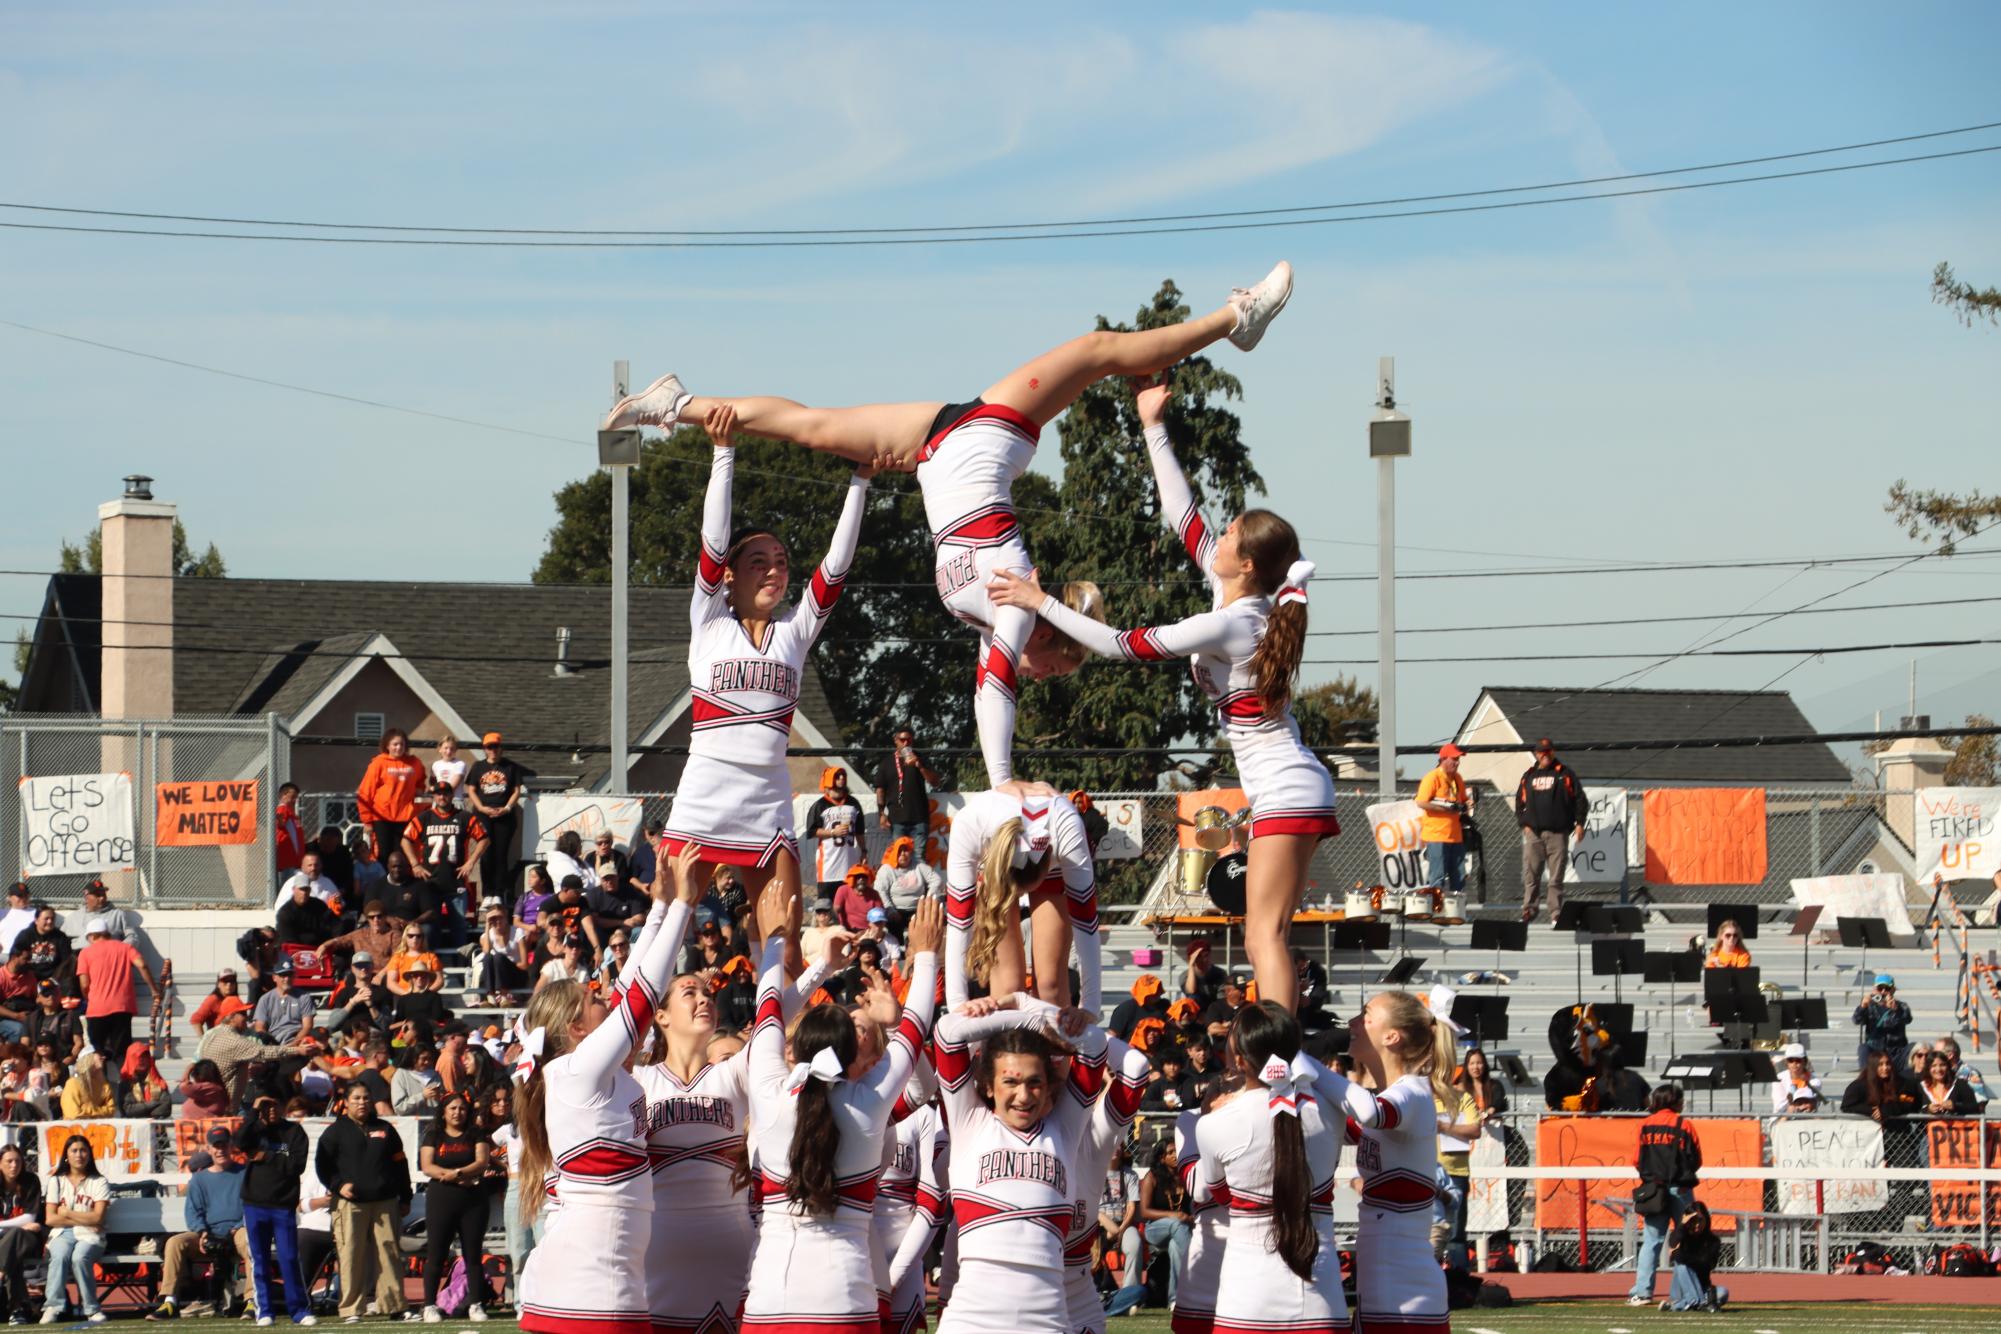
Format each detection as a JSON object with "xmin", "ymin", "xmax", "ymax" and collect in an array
[
  {"xmin": 314, "ymin": 1081, "xmax": 412, "ymax": 1321},
  {"xmin": 1514, "ymin": 738, "xmax": 1589, "ymax": 924},
  {"xmin": 236, "ymin": 1095, "xmax": 314, "ymax": 1325},
  {"xmin": 0, "ymin": 1144, "xmax": 42, "ymax": 1323},
  {"xmin": 1663, "ymin": 1199, "xmax": 1727, "ymax": 1311},
  {"xmin": 1628, "ymin": 1083, "xmax": 1701, "ymax": 1306}
]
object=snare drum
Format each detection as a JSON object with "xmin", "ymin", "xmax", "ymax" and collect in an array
[
  {"xmin": 1401, "ymin": 891, "xmax": 1434, "ymax": 920},
  {"xmin": 1435, "ymin": 893, "xmax": 1467, "ymax": 925},
  {"xmin": 1343, "ymin": 890, "xmax": 1377, "ymax": 919}
]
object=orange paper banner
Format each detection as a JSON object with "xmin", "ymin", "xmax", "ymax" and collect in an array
[
  {"xmin": 1176, "ymin": 789, "xmax": 1249, "ymax": 850},
  {"xmin": 155, "ymin": 779, "xmax": 259, "ymax": 847},
  {"xmin": 1926, "ymin": 1118, "xmax": 2001, "ymax": 1228},
  {"xmin": 1534, "ymin": 1116, "xmax": 1761, "ymax": 1232},
  {"xmin": 1642, "ymin": 788, "xmax": 1767, "ymax": 885}
]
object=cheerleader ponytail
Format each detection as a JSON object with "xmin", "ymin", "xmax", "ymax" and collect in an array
[
  {"xmin": 514, "ymin": 980, "xmax": 588, "ymax": 1224},
  {"xmin": 1376, "ymin": 989, "xmax": 1460, "ymax": 1105},
  {"xmin": 1035, "ymin": 580, "xmax": 1106, "ymax": 674},
  {"xmin": 968, "ymin": 818, "xmax": 1049, "ymax": 985},
  {"xmin": 1237, "ymin": 511, "xmax": 1308, "ymax": 718},
  {"xmin": 785, "ymin": 1006, "xmax": 859, "ymax": 1216},
  {"xmin": 1232, "ymin": 1001, "xmax": 1318, "ymax": 1281}
]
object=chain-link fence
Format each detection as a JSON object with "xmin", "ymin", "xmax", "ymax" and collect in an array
[{"xmin": 1, "ymin": 714, "xmax": 287, "ymax": 906}]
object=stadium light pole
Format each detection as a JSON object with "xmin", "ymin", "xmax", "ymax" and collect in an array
[
  {"xmin": 598, "ymin": 360, "xmax": 641, "ymax": 792},
  {"xmin": 1370, "ymin": 357, "xmax": 1411, "ymax": 797}
]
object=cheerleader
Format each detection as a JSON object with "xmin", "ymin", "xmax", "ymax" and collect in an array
[
  {"xmin": 514, "ymin": 846, "xmax": 701, "ymax": 1334},
  {"xmin": 1169, "ymin": 1094, "xmax": 1232, "ymax": 1334},
  {"xmin": 740, "ymin": 888, "xmax": 944, "ymax": 1334},
  {"xmin": 1192, "ymin": 1003, "xmax": 1344, "ymax": 1334},
  {"xmin": 1324, "ymin": 991, "xmax": 1456, "ymax": 1334},
  {"xmin": 878, "ymin": 1070, "xmax": 949, "ymax": 1334},
  {"xmin": 602, "ymin": 263, "xmax": 1295, "ymax": 791},
  {"xmin": 1059, "ymin": 1064, "xmax": 1149, "ymax": 1334},
  {"xmin": 933, "ymin": 993, "xmax": 1149, "ymax": 1334},
  {"xmin": 660, "ymin": 402, "xmax": 871, "ymax": 896},
  {"xmin": 944, "ymin": 789, "xmax": 1101, "ymax": 1014},
  {"xmin": 634, "ymin": 931, "xmax": 838, "ymax": 1333},
  {"xmin": 986, "ymin": 378, "xmax": 1331, "ymax": 1012}
]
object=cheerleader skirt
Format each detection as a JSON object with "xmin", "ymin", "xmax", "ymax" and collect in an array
[
  {"xmin": 520, "ymin": 1199, "xmax": 652, "ymax": 1334},
  {"xmin": 665, "ymin": 753, "xmax": 800, "ymax": 869}
]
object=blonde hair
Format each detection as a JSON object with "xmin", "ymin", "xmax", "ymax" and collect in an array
[
  {"xmin": 1373, "ymin": 990, "xmax": 1458, "ymax": 1105},
  {"xmin": 1035, "ymin": 581, "xmax": 1106, "ymax": 672},
  {"xmin": 967, "ymin": 818, "xmax": 1050, "ymax": 985},
  {"xmin": 514, "ymin": 980, "xmax": 591, "ymax": 1224}
]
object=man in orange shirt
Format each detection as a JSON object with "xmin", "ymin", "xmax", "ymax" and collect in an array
[
  {"xmin": 75, "ymin": 918, "xmax": 159, "ymax": 1078},
  {"xmin": 1416, "ymin": 744, "xmax": 1472, "ymax": 902}
]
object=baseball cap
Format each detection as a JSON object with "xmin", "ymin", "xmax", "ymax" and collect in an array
[
  {"xmin": 217, "ymin": 996, "xmax": 252, "ymax": 1020},
  {"xmin": 1535, "ymin": 737, "xmax": 1555, "ymax": 753},
  {"xmin": 216, "ymin": 968, "xmax": 237, "ymax": 981},
  {"xmin": 866, "ymin": 907, "xmax": 888, "ymax": 924},
  {"xmin": 84, "ymin": 879, "xmax": 108, "ymax": 896},
  {"xmin": 83, "ymin": 918, "xmax": 108, "ymax": 937},
  {"xmin": 271, "ymin": 957, "xmax": 294, "ymax": 977},
  {"xmin": 482, "ymin": 731, "xmax": 503, "ymax": 746},
  {"xmin": 206, "ymin": 1125, "xmax": 233, "ymax": 1149},
  {"xmin": 1781, "ymin": 1042, "xmax": 1806, "ymax": 1060},
  {"xmin": 812, "ymin": 896, "xmax": 834, "ymax": 913},
  {"xmin": 431, "ymin": 780, "xmax": 455, "ymax": 797},
  {"xmin": 1788, "ymin": 1085, "xmax": 1821, "ymax": 1105},
  {"xmin": 1439, "ymin": 743, "xmax": 1467, "ymax": 759},
  {"xmin": 351, "ymin": 951, "xmax": 374, "ymax": 966},
  {"xmin": 184, "ymin": 1150, "xmax": 214, "ymax": 1174},
  {"xmin": 1875, "ymin": 973, "xmax": 1896, "ymax": 989},
  {"xmin": 36, "ymin": 980, "xmax": 58, "ymax": 996}
]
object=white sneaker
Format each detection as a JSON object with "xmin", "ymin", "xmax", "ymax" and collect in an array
[
  {"xmin": 1627, "ymin": 1294, "xmax": 1651, "ymax": 1306},
  {"xmin": 296, "ymin": 1318, "xmax": 318, "ymax": 1328},
  {"xmin": 35, "ymin": 1315, "xmax": 55, "ymax": 1326},
  {"xmin": 1226, "ymin": 261, "xmax": 1293, "ymax": 351},
  {"xmin": 87, "ymin": 1318, "xmax": 107, "ymax": 1327},
  {"xmin": 601, "ymin": 373, "xmax": 690, "ymax": 431},
  {"xmin": 258, "ymin": 1320, "xmax": 274, "ymax": 1328},
  {"xmin": 466, "ymin": 1305, "xmax": 488, "ymax": 1323}
]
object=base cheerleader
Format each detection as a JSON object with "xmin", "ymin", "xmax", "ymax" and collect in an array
[
  {"xmin": 944, "ymin": 788, "xmax": 1101, "ymax": 1014},
  {"xmin": 602, "ymin": 263, "xmax": 1295, "ymax": 792},
  {"xmin": 987, "ymin": 377, "xmax": 1333, "ymax": 1012},
  {"xmin": 514, "ymin": 847, "xmax": 700, "ymax": 1334},
  {"xmin": 877, "ymin": 1068, "xmax": 949, "ymax": 1334}
]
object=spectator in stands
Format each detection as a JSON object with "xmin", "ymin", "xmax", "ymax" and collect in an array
[
  {"xmin": 234, "ymin": 1094, "xmax": 314, "ymax": 1328},
  {"xmin": 1433, "ymin": 1080, "xmax": 1483, "ymax": 1265},
  {"xmin": 430, "ymin": 735, "xmax": 469, "ymax": 798},
  {"xmin": 0, "ymin": 948, "xmax": 35, "ymax": 1042},
  {"xmin": 274, "ymin": 876, "xmax": 339, "ymax": 950},
  {"xmin": 1934, "ymin": 1035, "xmax": 1991, "ymax": 1105},
  {"xmin": 356, "ymin": 727, "xmax": 426, "ymax": 863},
  {"xmin": 252, "ymin": 958, "xmax": 314, "ymax": 1045},
  {"xmin": 274, "ymin": 784, "xmax": 305, "ymax": 875},
  {"xmin": 316, "ymin": 1080, "xmax": 414, "ymax": 1323},
  {"xmin": 119, "ymin": 1042, "xmax": 170, "ymax": 1119},
  {"xmin": 1109, "ymin": 975, "xmax": 1168, "ymax": 1042},
  {"xmin": 1702, "ymin": 920, "xmax": 1752, "ymax": 969},
  {"xmin": 178, "ymin": 1058, "xmax": 233, "ymax": 1121},
  {"xmin": 1627, "ymin": 1084, "xmax": 1702, "ymax": 1307},
  {"xmin": 348, "ymin": 828, "xmax": 385, "ymax": 901},
  {"xmin": 0, "ymin": 886, "xmax": 33, "ymax": 960},
  {"xmin": 466, "ymin": 733, "xmax": 529, "ymax": 903},
  {"xmin": 276, "ymin": 851, "xmax": 339, "ymax": 908},
  {"xmin": 188, "ymin": 969, "xmax": 241, "ymax": 1036},
  {"xmin": 874, "ymin": 727, "xmax": 942, "ymax": 860},
  {"xmin": 1166, "ymin": 997, "xmax": 1203, "ymax": 1049},
  {"xmin": 804, "ymin": 768, "xmax": 866, "ymax": 899},
  {"xmin": 27, "ymin": 980, "xmax": 81, "ymax": 1064},
  {"xmin": 314, "ymin": 827, "xmax": 357, "ymax": 899},
  {"xmin": 1454, "ymin": 1047, "xmax": 1509, "ymax": 1117},
  {"xmin": 1293, "ymin": 948, "xmax": 1332, "ymax": 1030},
  {"xmin": 58, "ymin": 1050, "xmax": 115, "ymax": 1119},
  {"xmin": 537, "ymin": 934, "xmax": 589, "ymax": 992},
  {"xmin": 419, "ymin": 1092, "xmax": 494, "ymax": 1323},
  {"xmin": 319, "ymin": 954, "xmax": 383, "ymax": 1034},
  {"xmin": 235, "ymin": 927, "xmax": 280, "ymax": 1004},
  {"xmin": 392, "ymin": 1045, "xmax": 442, "ymax": 1118},
  {"xmin": 41, "ymin": 1134, "xmax": 109, "ymax": 1324},
  {"xmin": 17, "ymin": 906, "xmax": 72, "ymax": 986},
  {"xmin": 593, "ymin": 928, "xmax": 635, "ymax": 993},
  {"xmin": 1181, "ymin": 940, "xmax": 1226, "ymax": 1010},
  {"xmin": 402, "ymin": 783, "xmax": 486, "ymax": 947},
  {"xmin": 1139, "ymin": 1044, "xmax": 1192, "ymax": 1113},
  {"xmin": 628, "ymin": 820, "xmax": 662, "ymax": 894},
  {"xmin": 873, "ymin": 837, "xmax": 940, "ymax": 929},
  {"xmin": 197, "ymin": 996, "xmax": 266, "ymax": 1104},
  {"xmin": 1202, "ymin": 976, "xmax": 1248, "ymax": 1044},
  {"xmin": 1770, "ymin": 1043, "xmax": 1821, "ymax": 1114},
  {"xmin": 78, "ymin": 881, "xmax": 134, "ymax": 944},
  {"xmin": 383, "ymin": 924, "xmax": 442, "ymax": 996},
  {"xmin": 474, "ymin": 900, "xmax": 530, "ymax": 1005},
  {"xmin": 316, "ymin": 900, "xmax": 403, "ymax": 978},
  {"xmin": 1918, "ymin": 1049, "xmax": 1980, "ymax": 1115},
  {"xmin": 152, "ymin": 1125, "xmax": 252, "ymax": 1320},
  {"xmin": 0, "ymin": 1144, "xmax": 42, "ymax": 1323},
  {"xmin": 514, "ymin": 866, "xmax": 556, "ymax": 931},
  {"xmin": 1416, "ymin": 743, "xmax": 1472, "ymax": 903},
  {"xmin": 1514, "ymin": 738, "xmax": 1588, "ymax": 923},
  {"xmin": 1133, "ymin": 1139, "xmax": 1193, "ymax": 1310},
  {"xmin": 1183, "ymin": 1040, "xmax": 1221, "ymax": 1106},
  {"xmin": 832, "ymin": 863, "xmax": 884, "ymax": 933},
  {"xmin": 586, "ymin": 868, "xmax": 649, "ymax": 938},
  {"xmin": 392, "ymin": 964, "xmax": 450, "ymax": 1046},
  {"xmin": 584, "ymin": 830, "xmax": 629, "ymax": 886},
  {"xmin": 543, "ymin": 831, "xmax": 599, "ymax": 896},
  {"xmin": 1096, "ymin": 1138, "xmax": 1140, "ymax": 1307},
  {"xmin": 1854, "ymin": 973, "xmax": 1914, "ymax": 1071}
]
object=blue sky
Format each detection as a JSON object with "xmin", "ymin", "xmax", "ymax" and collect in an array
[{"xmin": 2, "ymin": 2, "xmax": 1997, "ymax": 761}]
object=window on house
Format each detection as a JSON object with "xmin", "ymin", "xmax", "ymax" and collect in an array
[{"xmin": 354, "ymin": 712, "xmax": 385, "ymax": 743}]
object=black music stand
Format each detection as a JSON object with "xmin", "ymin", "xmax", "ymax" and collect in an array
[
  {"xmin": 1790, "ymin": 904, "xmax": 1823, "ymax": 990},
  {"xmin": 1470, "ymin": 918, "xmax": 1528, "ymax": 986},
  {"xmin": 1334, "ymin": 920, "xmax": 1392, "ymax": 1001},
  {"xmin": 1645, "ymin": 951, "xmax": 1703, "ymax": 1056},
  {"xmin": 1707, "ymin": 903, "xmax": 1760, "ymax": 940},
  {"xmin": 1838, "ymin": 916, "xmax": 1892, "ymax": 984},
  {"xmin": 1451, "ymin": 995, "xmax": 1509, "ymax": 1051},
  {"xmin": 1379, "ymin": 956, "xmax": 1425, "ymax": 987},
  {"xmin": 1777, "ymin": 997, "xmax": 1829, "ymax": 1031},
  {"xmin": 1591, "ymin": 938, "xmax": 1646, "ymax": 1005},
  {"xmin": 1705, "ymin": 967, "xmax": 1771, "ymax": 1046}
]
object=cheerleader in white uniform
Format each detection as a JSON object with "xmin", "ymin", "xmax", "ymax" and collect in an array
[
  {"xmin": 987, "ymin": 379, "xmax": 1333, "ymax": 1013},
  {"xmin": 1170, "ymin": 1098, "xmax": 1231, "ymax": 1334},
  {"xmin": 1059, "ymin": 1052, "xmax": 1148, "ymax": 1334},
  {"xmin": 879, "ymin": 1083, "xmax": 950, "ymax": 1334},
  {"xmin": 1323, "ymin": 991, "xmax": 1455, "ymax": 1334},
  {"xmin": 635, "ymin": 939, "xmax": 838, "ymax": 1333},
  {"xmin": 739, "ymin": 888, "xmax": 944, "ymax": 1334},
  {"xmin": 602, "ymin": 264, "xmax": 1295, "ymax": 792},
  {"xmin": 932, "ymin": 993, "xmax": 1149, "ymax": 1334},
  {"xmin": 660, "ymin": 403, "xmax": 871, "ymax": 888},
  {"xmin": 1192, "ymin": 1003, "xmax": 1345, "ymax": 1334},
  {"xmin": 515, "ymin": 847, "xmax": 702, "ymax": 1334},
  {"xmin": 944, "ymin": 790, "xmax": 1102, "ymax": 1014}
]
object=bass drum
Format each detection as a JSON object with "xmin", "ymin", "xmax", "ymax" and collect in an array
[{"xmin": 1206, "ymin": 850, "xmax": 1250, "ymax": 916}]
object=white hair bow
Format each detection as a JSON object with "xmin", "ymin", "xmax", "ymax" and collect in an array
[
  {"xmin": 1261, "ymin": 1052, "xmax": 1316, "ymax": 1119},
  {"xmin": 510, "ymin": 1026, "xmax": 546, "ymax": 1085},
  {"xmin": 1427, "ymin": 984, "xmax": 1468, "ymax": 1038},
  {"xmin": 786, "ymin": 1044, "xmax": 847, "ymax": 1093},
  {"xmin": 1013, "ymin": 801, "xmax": 1054, "ymax": 870},
  {"xmin": 1276, "ymin": 558, "xmax": 1315, "ymax": 608}
]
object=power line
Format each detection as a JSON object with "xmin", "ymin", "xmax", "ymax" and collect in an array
[
  {"xmin": 7, "ymin": 121, "xmax": 1995, "ymax": 238},
  {"xmin": 3, "ymin": 146, "xmax": 1996, "ymax": 249}
]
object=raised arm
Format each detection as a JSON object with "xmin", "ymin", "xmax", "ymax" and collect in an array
[
  {"xmin": 1141, "ymin": 413, "xmax": 1220, "ymax": 595},
  {"xmin": 933, "ymin": 995, "xmax": 1050, "ymax": 1127},
  {"xmin": 691, "ymin": 431, "xmax": 737, "ymax": 628},
  {"xmin": 1303, "ymin": 1053, "xmax": 1412, "ymax": 1134},
  {"xmin": 1081, "ymin": 1032, "xmax": 1151, "ymax": 1164},
  {"xmin": 942, "ymin": 804, "xmax": 986, "ymax": 1009},
  {"xmin": 853, "ymin": 901, "xmax": 943, "ymax": 1126},
  {"xmin": 795, "ymin": 471, "xmax": 871, "ymax": 649},
  {"xmin": 990, "ymin": 575, "xmax": 1249, "ymax": 666},
  {"xmin": 886, "ymin": 1111, "xmax": 948, "ymax": 1294},
  {"xmin": 563, "ymin": 849, "xmax": 699, "ymax": 1084}
]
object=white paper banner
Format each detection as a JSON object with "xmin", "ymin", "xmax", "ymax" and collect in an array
[
  {"xmin": 1915, "ymin": 787, "xmax": 2001, "ymax": 884},
  {"xmin": 1790, "ymin": 872, "xmax": 1915, "ymax": 938},
  {"xmin": 1466, "ymin": 1123, "xmax": 1513, "ymax": 1233},
  {"xmin": 1769, "ymin": 1114, "xmax": 1889, "ymax": 1216},
  {"xmin": 0, "ymin": 1119, "xmax": 155, "ymax": 1179},
  {"xmin": 1094, "ymin": 799, "xmax": 1144, "ymax": 860},
  {"xmin": 524, "ymin": 794, "xmax": 647, "ymax": 861},
  {"xmin": 1366, "ymin": 799, "xmax": 1429, "ymax": 890},
  {"xmin": 1563, "ymin": 787, "xmax": 1629, "ymax": 885},
  {"xmin": 18, "ymin": 772, "xmax": 136, "ymax": 877}
]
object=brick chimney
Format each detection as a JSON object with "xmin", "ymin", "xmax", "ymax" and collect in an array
[
  {"xmin": 98, "ymin": 474, "xmax": 175, "ymax": 720},
  {"xmin": 1875, "ymin": 717, "xmax": 1953, "ymax": 851}
]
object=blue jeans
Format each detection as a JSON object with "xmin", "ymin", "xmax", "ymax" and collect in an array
[
  {"xmin": 503, "ymin": 1179, "xmax": 542, "ymax": 1299},
  {"xmin": 0, "ymin": 1019, "xmax": 21, "ymax": 1043},
  {"xmin": 890, "ymin": 822, "xmax": 929, "ymax": 863},
  {"xmin": 1424, "ymin": 841, "xmax": 1467, "ymax": 893},
  {"xmin": 245, "ymin": 1203, "xmax": 311, "ymax": 1321},
  {"xmin": 1103, "ymin": 1283, "xmax": 1146, "ymax": 1318},
  {"xmin": 1666, "ymin": 1262, "xmax": 1719, "ymax": 1310},
  {"xmin": 43, "ymin": 1230, "xmax": 104, "ymax": 1317},
  {"xmin": 1628, "ymin": 1188, "xmax": 1687, "ymax": 1299},
  {"xmin": 1140, "ymin": 1217, "xmax": 1191, "ymax": 1307}
]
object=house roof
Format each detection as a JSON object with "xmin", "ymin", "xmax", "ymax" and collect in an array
[
  {"xmin": 27, "ymin": 574, "xmax": 847, "ymax": 787},
  {"xmin": 1458, "ymin": 686, "xmax": 1853, "ymax": 785}
]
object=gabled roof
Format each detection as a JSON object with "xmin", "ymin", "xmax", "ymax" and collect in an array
[
  {"xmin": 23, "ymin": 575, "xmax": 847, "ymax": 788},
  {"xmin": 1457, "ymin": 686, "xmax": 1852, "ymax": 784}
]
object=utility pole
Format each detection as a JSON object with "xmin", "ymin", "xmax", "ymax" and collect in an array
[
  {"xmin": 1370, "ymin": 357, "xmax": 1411, "ymax": 796},
  {"xmin": 598, "ymin": 361, "xmax": 641, "ymax": 792}
]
